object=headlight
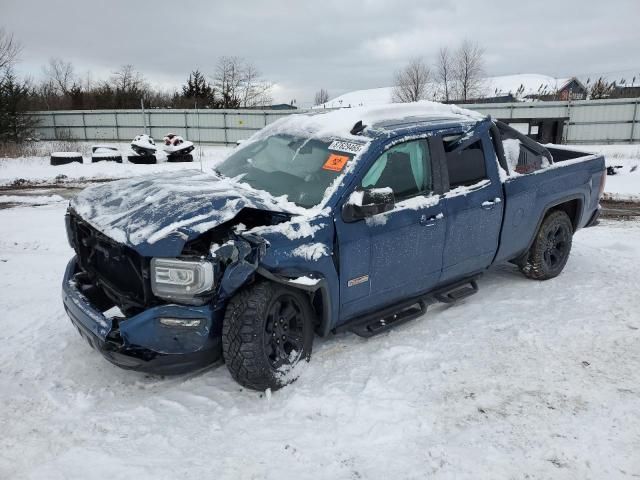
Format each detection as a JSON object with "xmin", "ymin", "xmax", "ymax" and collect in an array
[{"xmin": 150, "ymin": 258, "xmax": 214, "ymax": 302}]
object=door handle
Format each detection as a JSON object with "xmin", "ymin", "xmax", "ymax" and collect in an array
[
  {"xmin": 481, "ymin": 197, "xmax": 502, "ymax": 210},
  {"xmin": 420, "ymin": 212, "xmax": 444, "ymax": 226}
]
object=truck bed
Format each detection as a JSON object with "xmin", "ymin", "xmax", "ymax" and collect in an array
[{"xmin": 495, "ymin": 148, "xmax": 605, "ymax": 264}]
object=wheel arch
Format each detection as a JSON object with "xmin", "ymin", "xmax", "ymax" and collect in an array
[
  {"xmin": 255, "ymin": 267, "xmax": 333, "ymax": 337},
  {"xmin": 510, "ymin": 195, "xmax": 584, "ymax": 265}
]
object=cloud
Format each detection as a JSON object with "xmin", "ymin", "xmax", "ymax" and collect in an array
[{"xmin": 4, "ymin": 0, "xmax": 640, "ymax": 107}]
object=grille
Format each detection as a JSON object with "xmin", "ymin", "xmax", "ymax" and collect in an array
[{"xmin": 68, "ymin": 212, "xmax": 151, "ymax": 311}]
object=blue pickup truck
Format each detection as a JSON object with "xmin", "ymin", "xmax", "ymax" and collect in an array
[{"xmin": 62, "ymin": 103, "xmax": 605, "ymax": 390}]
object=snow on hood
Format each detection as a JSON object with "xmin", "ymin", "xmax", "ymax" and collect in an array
[{"xmin": 70, "ymin": 170, "xmax": 294, "ymax": 256}]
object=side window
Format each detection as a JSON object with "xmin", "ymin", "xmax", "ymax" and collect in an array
[
  {"xmin": 445, "ymin": 140, "xmax": 487, "ymax": 188},
  {"xmin": 361, "ymin": 139, "xmax": 432, "ymax": 201}
]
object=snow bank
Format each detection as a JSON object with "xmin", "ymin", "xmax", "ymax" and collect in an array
[{"xmin": 0, "ymin": 194, "xmax": 66, "ymax": 204}]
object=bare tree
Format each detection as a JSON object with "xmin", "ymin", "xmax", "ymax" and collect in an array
[
  {"xmin": 452, "ymin": 40, "xmax": 485, "ymax": 102},
  {"xmin": 108, "ymin": 65, "xmax": 149, "ymax": 108},
  {"xmin": 0, "ymin": 29, "xmax": 21, "ymax": 71},
  {"xmin": 392, "ymin": 58, "xmax": 431, "ymax": 103},
  {"xmin": 213, "ymin": 57, "xmax": 272, "ymax": 108},
  {"xmin": 44, "ymin": 58, "xmax": 75, "ymax": 95},
  {"xmin": 436, "ymin": 47, "xmax": 453, "ymax": 102},
  {"xmin": 110, "ymin": 64, "xmax": 148, "ymax": 93},
  {"xmin": 314, "ymin": 88, "xmax": 329, "ymax": 106},
  {"xmin": 240, "ymin": 62, "xmax": 272, "ymax": 107},
  {"xmin": 213, "ymin": 56, "xmax": 244, "ymax": 108}
]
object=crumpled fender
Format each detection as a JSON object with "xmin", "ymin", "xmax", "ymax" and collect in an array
[
  {"xmin": 211, "ymin": 218, "xmax": 340, "ymax": 336},
  {"xmin": 215, "ymin": 233, "xmax": 267, "ymax": 298}
]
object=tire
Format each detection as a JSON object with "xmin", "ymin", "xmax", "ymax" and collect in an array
[
  {"xmin": 222, "ymin": 280, "xmax": 314, "ymax": 391},
  {"xmin": 519, "ymin": 210, "xmax": 573, "ymax": 280},
  {"xmin": 127, "ymin": 154, "xmax": 156, "ymax": 164}
]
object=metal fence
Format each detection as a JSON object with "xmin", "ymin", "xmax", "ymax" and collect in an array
[
  {"xmin": 30, "ymin": 97, "xmax": 640, "ymax": 145},
  {"xmin": 29, "ymin": 109, "xmax": 297, "ymax": 145},
  {"xmin": 464, "ymin": 97, "xmax": 640, "ymax": 144}
]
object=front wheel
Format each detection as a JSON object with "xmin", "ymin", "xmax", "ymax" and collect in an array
[
  {"xmin": 519, "ymin": 210, "xmax": 573, "ymax": 280},
  {"xmin": 222, "ymin": 280, "xmax": 314, "ymax": 391}
]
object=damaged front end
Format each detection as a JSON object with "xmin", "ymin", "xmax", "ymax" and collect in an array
[{"xmin": 62, "ymin": 208, "xmax": 283, "ymax": 374}]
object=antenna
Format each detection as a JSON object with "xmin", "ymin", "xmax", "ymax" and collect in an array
[{"xmin": 195, "ymin": 100, "xmax": 203, "ymax": 172}]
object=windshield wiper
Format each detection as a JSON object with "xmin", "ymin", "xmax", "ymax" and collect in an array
[{"xmin": 213, "ymin": 167, "xmax": 225, "ymax": 178}]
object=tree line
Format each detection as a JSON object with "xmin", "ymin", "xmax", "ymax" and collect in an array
[
  {"xmin": 32, "ymin": 56, "xmax": 273, "ymax": 110},
  {"xmin": 0, "ymin": 26, "xmax": 275, "ymax": 143},
  {"xmin": 391, "ymin": 40, "xmax": 487, "ymax": 103}
]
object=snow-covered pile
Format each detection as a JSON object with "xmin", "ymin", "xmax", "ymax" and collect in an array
[{"xmin": 1, "ymin": 203, "xmax": 639, "ymax": 479}]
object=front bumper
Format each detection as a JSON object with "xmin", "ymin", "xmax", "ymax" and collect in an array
[{"xmin": 62, "ymin": 257, "xmax": 223, "ymax": 375}]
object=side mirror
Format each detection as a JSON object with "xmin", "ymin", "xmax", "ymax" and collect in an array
[{"xmin": 342, "ymin": 188, "xmax": 395, "ymax": 223}]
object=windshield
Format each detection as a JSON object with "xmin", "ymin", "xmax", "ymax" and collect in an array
[{"xmin": 216, "ymin": 134, "xmax": 363, "ymax": 208}]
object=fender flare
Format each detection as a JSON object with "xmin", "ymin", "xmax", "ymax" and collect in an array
[
  {"xmin": 516, "ymin": 194, "xmax": 585, "ymax": 262},
  {"xmin": 256, "ymin": 267, "xmax": 333, "ymax": 337}
]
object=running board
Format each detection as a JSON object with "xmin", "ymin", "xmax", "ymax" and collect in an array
[
  {"xmin": 347, "ymin": 301, "xmax": 427, "ymax": 338},
  {"xmin": 334, "ymin": 275, "xmax": 481, "ymax": 338},
  {"xmin": 433, "ymin": 279, "xmax": 479, "ymax": 304}
]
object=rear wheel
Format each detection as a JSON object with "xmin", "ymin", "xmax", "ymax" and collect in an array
[
  {"xmin": 519, "ymin": 210, "xmax": 573, "ymax": 280},
  {"xmin": 222, "ymin": 280, "xmax": 314, "ymax": 391}
]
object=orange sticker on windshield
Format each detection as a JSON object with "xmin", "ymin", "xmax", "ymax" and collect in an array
[{"xmin": 322, "ymin": 153, "xmax": 349, "ymax": 172}]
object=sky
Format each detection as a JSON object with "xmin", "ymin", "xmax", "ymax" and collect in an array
[{"xmin": 4, "ymin": 0, "xmax": 640, "ymax": 108}]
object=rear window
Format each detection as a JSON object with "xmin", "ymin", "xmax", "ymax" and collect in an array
[
  {"xmin": 497, "ymin": 122, "xmax": 551, "ymax": 174},
  {"xmin": 444, "ymin": 140, "xmax": 487, "ymax": 188}
]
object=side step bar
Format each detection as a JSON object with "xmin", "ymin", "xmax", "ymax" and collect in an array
[
  {"xmin": 334, "ymin": 275, "xmax": 481, "ymax": 338},
  {"xmin": 433, "ymin": 279, "xmax": 479, "ymax": 303},
  {"xmin": 348, "ymin": 301, "xmax": 427, "ymax": 338}
]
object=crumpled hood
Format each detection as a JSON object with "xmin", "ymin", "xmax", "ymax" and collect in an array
[{"xmin": 70, "ymin": 170, "xmax": 291, "ymax": 256}]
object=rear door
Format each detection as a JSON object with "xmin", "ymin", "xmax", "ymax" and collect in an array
[
  {"xmin": 335, "ymin": 138, "xmax": 447, "ymax": 320},
  {"xmin": 436, "ymin": 134, "xmax": 504, "ymax": 282}
]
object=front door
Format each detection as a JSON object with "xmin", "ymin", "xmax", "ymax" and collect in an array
[{"xmin": 335, "ymin": 138, "xmax": 447, "ymax": 321}]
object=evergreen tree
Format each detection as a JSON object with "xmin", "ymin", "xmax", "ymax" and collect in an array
[
  {"xmin": 182, "ymin": 70, "xmax": 216, "ymax": 107},
  {"xmin": 0, "ymin": 69, "xmax": 36, "ymax": 143}
]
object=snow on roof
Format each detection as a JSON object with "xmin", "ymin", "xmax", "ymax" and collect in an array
[
  {"xmin": 317, "ymin": 74, "xmax": 572, "ymax": 108},
  {"xmin": 260, "ymin": 101, "xmax": 483, "ymax": 141}
]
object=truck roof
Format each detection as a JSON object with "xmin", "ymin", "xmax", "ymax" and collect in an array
[{"xmin": 260, "ymin": 101, "xmax": 485, "ymax": 142}]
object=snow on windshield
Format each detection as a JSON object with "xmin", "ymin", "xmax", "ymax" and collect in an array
[{"xmin": 217, "ymin": 135, "xmax": 361, "ymax": 209}]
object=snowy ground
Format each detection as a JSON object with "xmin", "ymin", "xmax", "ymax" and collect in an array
[
  {"xmin": 0, "ymin": 142, "xmax": 232, "ymax": 186},
  {"xmin": 566, "ymin": 144, "xmax": 640, "ymax": 201},
  {"xmin": 1, "ymin": 201, "xmax": 639, "ymax": 479}
]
